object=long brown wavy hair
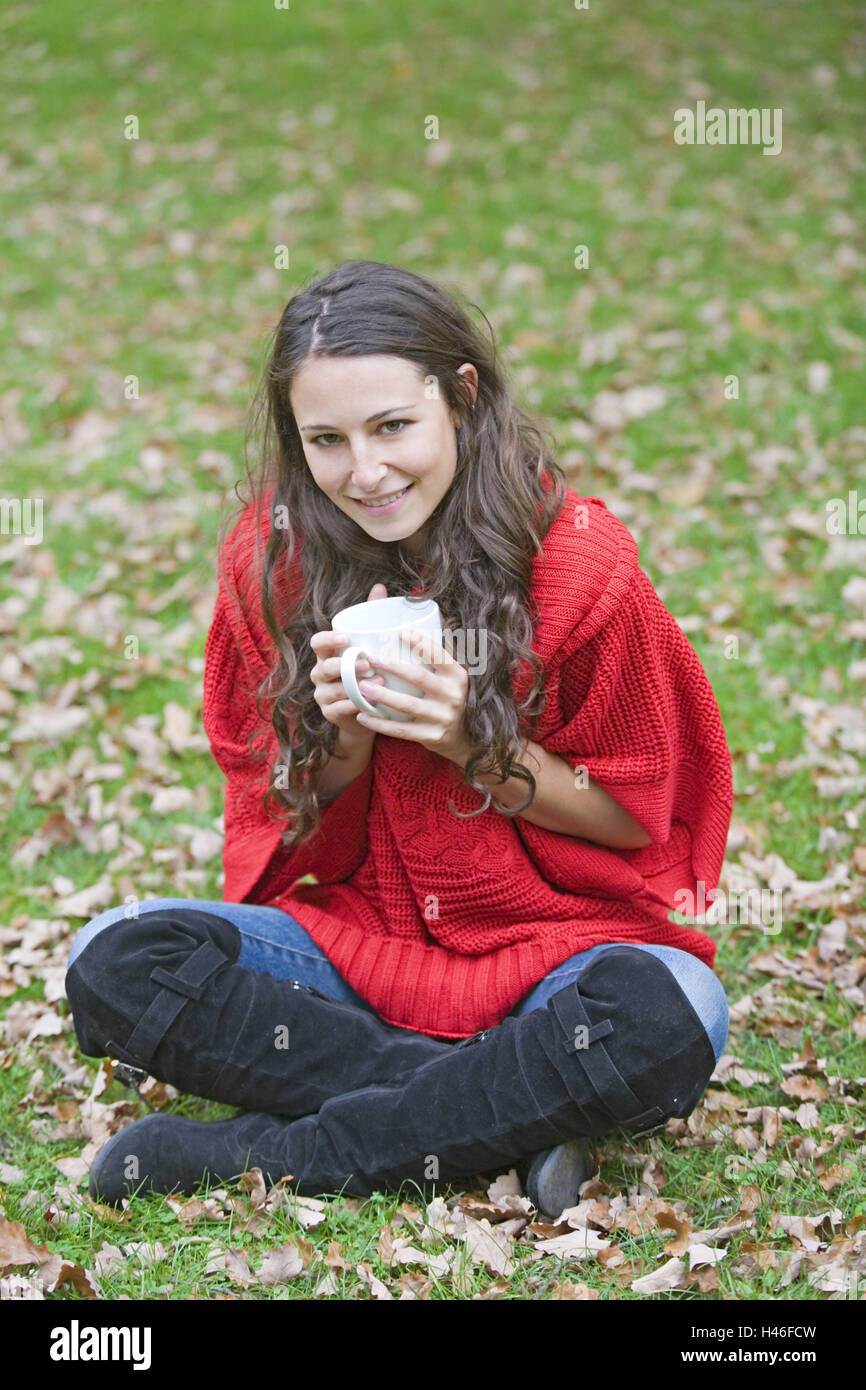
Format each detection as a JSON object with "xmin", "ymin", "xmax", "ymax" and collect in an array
[{"xmin": 219, "ymin": 260, "xmax": 569, "ymax": 850}]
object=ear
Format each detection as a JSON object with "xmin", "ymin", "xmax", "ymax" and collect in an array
[{"xmin": 454, "ymin": 363, "xmax": 479, "ymax": 421}]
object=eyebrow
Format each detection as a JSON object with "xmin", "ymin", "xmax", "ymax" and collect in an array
[{"xmin": 299, "ymin": 404, "xmax": 418, "ymax": 433}]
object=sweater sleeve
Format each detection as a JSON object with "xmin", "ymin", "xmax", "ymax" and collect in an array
[
  {"xmin": 201, "ymin": 513, "xmax": 373, "ymax": 904},
  {"xmin": 517, "ymin": 557, "xmax": 734, "ymax": 915}
]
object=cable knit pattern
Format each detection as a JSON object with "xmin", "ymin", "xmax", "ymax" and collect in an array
[{"xmin": 201, "ymin": 485, "xmax": 734, "ymax": 1038}]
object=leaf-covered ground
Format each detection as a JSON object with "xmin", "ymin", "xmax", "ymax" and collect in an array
[{"xmin": 1, "ymin": 0, "xmax": 864, "ymax": 1299}]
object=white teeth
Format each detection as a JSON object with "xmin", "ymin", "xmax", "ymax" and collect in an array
[{"xmin": 357, "ymin": 486, "xmax": 409, "ymax": 507}]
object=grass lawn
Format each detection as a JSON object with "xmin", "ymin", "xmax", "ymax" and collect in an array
[{"xmin": 0, "ymin": 0, "xmax": 864, "ymax": 1300}]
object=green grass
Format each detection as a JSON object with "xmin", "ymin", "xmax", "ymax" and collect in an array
[{"xmin": 1, "ymin": 0, "xmax": 864, "ymax": 1299}]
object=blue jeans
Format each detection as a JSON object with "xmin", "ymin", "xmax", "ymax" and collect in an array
[{"xmin": 66, "ymin": 897, "xmax": 729, "ymax": 1061}]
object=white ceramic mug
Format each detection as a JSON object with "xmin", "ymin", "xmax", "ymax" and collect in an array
[{"xmin": 332, "ymin": 596, "xmax": 442, "ymax": 721}]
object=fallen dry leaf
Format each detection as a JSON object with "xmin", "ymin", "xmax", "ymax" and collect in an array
[
  {"xmin": 323, "ymin": 1241, "xmax": 351, "ymax": 1271},
  {"xmin": 393, "ymin": 1270, "xmax": 434, "ymax": 1299},
  {"xmin": 92, "ymin": 1242, "xmax": 126, "ymax": 1277},
  {"xmin": 762, "ymin": 1107, "xmax": 782, "ymax": 1146},
  {"xmin": 236, "ymin": 1168, "xmax": 267, "ymax": 1209},
  {"xmin": 0, "ymin": 1272, "xmax": 45, "ymax": 1299},
  {"xmin": 258, "ymin": 1240, "xmax": 313, "ymax": 1285},
  {"xmin": 770, "ymin": 1210, "xmax": 844, "ymax": 1252},
  {"xmin": 530, "ymin": 1228, "xmax": 610, "ymax": 1260},
  {"xmin": 471, "ymin": 1278, "xmax": 513, "ymax": 1300},
  {"xmin": 52, "ymin": 1156, "xmax": 90, "ymax": 1185},
  {"xmin": 164, "ymin": 1194, "xmax": 227, "ymax": 1226},
  {"xmin": 124, "ymin": 1241, "xmax": 169, "ymax": 1268},
  {"xmin": 39, "ymin": 1255, "xmax": 102, "ymax": 1298},
  {"xmin": 640, "ymin": 1155, "xmax": 667, "ymax": 1193},
  {"xmin": 313, "ymin": 1270, "xmax": 340, "ymax": 1297},
  {"xmin": 795, "ymin": 1102, "xmax": 821, "ymax": 1130},
  {"xmin": 630, "ymin": 1257, "xmax": 687, "ymax": 1293},
  {"xmin": 685, "ymin": 1264, "xmax": 719, "ymax": 1293},
  {"xmin": 0, "ymin": 1218, "xmax": 53, "ymax": 1272},
  {"xmin": 461, "ymin": 1215, "xmax": 516, "ymax": 1278},
  {"xmin": 711, "ymin": 1055, "xmax": 774, "ymax": 1087},
  {"xmin": 266, "ymin": 1188, "xmax": 327, "ymax": 1228},
  {"xmin": 781, "ymin": 1075, "xmax": 829, "ymax": 1103},
  {"xmin": 688, "ymin": 1242, "xmax": 728, "ymax": 1269},
  {"xmin": 549, "ymin": 1278, "xmax": 600, "ymax": 1299},
  {"xmin": 355, "ymin": 1260, "xmax": 393, "ymax": 1300},
  {"xmin": 655, "ymin": 1204, "xmax": 693, "ymax": 1256}
]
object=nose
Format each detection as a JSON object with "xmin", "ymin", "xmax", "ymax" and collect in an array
[{"xmin": 348, "ymin": 441, "xmax": 389, "ymax": 490}]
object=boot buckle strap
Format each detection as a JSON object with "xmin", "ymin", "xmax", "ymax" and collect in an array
[
  {"xmin": 149, "ymin": 940, "xmax": 228, "ymax": 1001},
  {"xmin": 151, "ymin": 965, "xmax": 207, "ymax": 999},
  {"xmin": 550, "ymin": 983, "xmax": 656, "ymax": 1130},
  {"xmin": 561, "ymin": 1018, "xmax": 613, "ymax": 1051},
  {"xmin": 119, "ymin": 940, "xmax": 228, "ymax": 1067},
  {"xmin": 112, "ymin": 1059, "xmax": 148, "ymax": 1088},
  {"xmin": 629, "ymin": 1111, "xmax": 668, "ymax": 1139},
  {"xmin": 105, "ymin": 1042, "xmax": 147, "ymax": 1075}
]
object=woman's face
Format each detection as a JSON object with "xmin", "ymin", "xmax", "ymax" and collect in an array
[{"xmin": 290, "ymin": 354, "xmax": 478, "ymax": 557}]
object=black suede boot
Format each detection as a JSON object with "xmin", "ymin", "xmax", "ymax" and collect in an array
[
  {"xmin": 65, "ymin": 907, "xmax": 454, "ymax": 1117},
  {"xmin": 88, "ymin": 945, "xmax": 718, "ymax": 1206}
]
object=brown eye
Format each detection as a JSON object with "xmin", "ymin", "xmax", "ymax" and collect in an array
[{"xmin": 313, "ymin": 420, "xmax": 411, "ymax": 447}]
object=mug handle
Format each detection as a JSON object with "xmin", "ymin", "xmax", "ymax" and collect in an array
[{"xmin": 340, "ymin": 646, "xmax": 385, "ymax": 717}]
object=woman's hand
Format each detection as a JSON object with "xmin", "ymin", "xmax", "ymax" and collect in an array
[
  {"xmin": 310, "ymin": 583, "xmax": 390, "ymax": 750},
  {"xmin": 353, "ymin": 627, "xmax": 471, "ymax": 764}
]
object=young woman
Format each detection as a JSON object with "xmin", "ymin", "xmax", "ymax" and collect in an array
[{"xmin": 65, "ymin": 260, "xmax": 733, "ymax": 1218}]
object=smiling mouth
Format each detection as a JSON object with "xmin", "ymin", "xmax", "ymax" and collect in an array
[{"xmin": 352, "ymin": 484, "xmax": 413, "ymax": 509}]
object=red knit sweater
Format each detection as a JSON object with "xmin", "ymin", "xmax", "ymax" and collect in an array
[{"xmin": 202, "ymin": 485, "xmax": 734, "ymax": 1039}]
